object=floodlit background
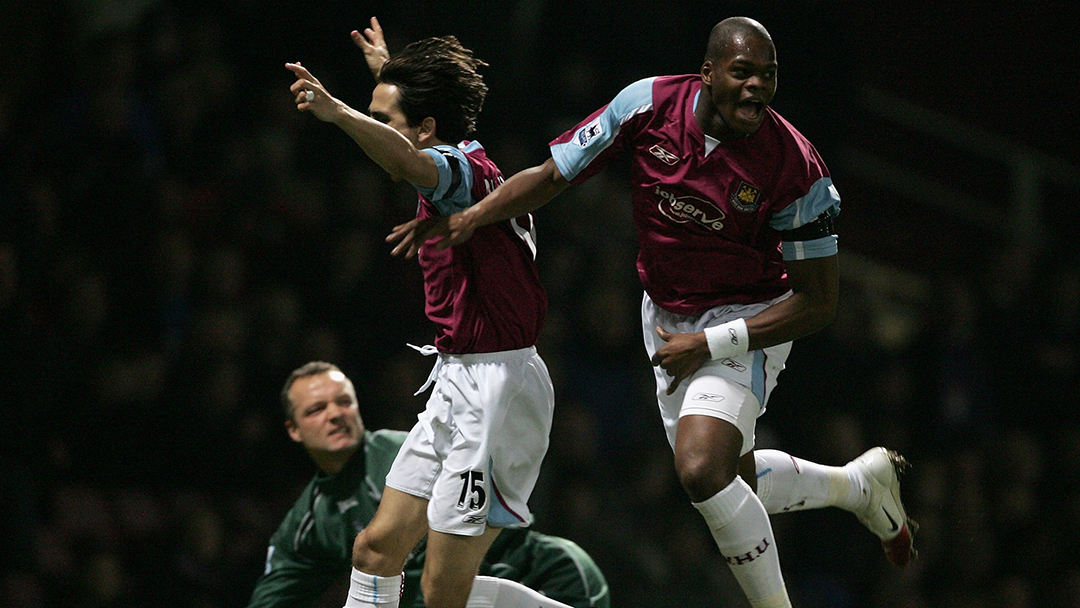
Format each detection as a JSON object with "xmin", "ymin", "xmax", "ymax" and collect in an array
[{"xmin": 2, "ymin": 1, "xmax": 1079, "ymax": 606}]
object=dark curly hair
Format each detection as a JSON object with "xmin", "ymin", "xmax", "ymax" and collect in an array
[{"xmin": 378, "ymin": 36, "xmax": 488, "ymax": 144}]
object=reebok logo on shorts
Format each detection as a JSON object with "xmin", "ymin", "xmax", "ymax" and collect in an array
[
  {"xmin": 721, "ymin": 358, "xmax": 747, "ymax": 372},
  {"xmin": 692, "ymin": 392, "xmax": 725, "ymax": 402},
  {"xmin": 463, "ymin": 514, "xmax": 487, "ymax": 525}
]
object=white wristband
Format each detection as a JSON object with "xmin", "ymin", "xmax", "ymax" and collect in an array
[{"xmin": 703, "ymin": 318, "xmax": 750, "ymax": 360}]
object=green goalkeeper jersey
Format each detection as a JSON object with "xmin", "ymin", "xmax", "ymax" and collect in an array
[{"xmin": 247, "ymin": 430, "xmax": 609, "ymax": 608}]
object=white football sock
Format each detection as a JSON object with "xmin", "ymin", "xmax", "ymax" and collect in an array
[
  {"xmin": 694, "ymin": 477, "xmax": 790, "ymax": 608},
  {"xmin": 754, "ymin": 449, "xmax": 866, "ymax": 514},
  {"xmin": 343, "ymin": 568, "xmax": 402, "ymax": 608},
  {"xmin": 466, "ymin": 575, "xmax": 575, "ymax": 608}
]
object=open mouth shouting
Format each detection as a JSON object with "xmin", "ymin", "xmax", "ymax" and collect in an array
[{"xmin": 735, "ymin": 98, "xmax": 766, "ymax": 126}]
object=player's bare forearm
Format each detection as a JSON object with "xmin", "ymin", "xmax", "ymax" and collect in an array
[
  {"xmin": 387, "ymin": 160, "xmax": 567, "ymax": 258},
  {"xmin": 453, "ymin": 157, "xmax": 569, "ymax": 236},
  {"xmin": 286, "ymin": 62, "xmax": 436, "ymax": 187},
  {"xmin": 329, "ymin": 106, "xmax": 437, "ymax": 187},
  {"xmin": 653, "ymin": 255, "xmax": 836, "ymax": 393},
  {"xmin": 745, "ymin": 255, "xmax": 838, "ymax": 350}
]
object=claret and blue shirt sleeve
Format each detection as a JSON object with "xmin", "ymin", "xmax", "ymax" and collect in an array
[
  {"xmin": 769, "ymin": 177, "xmax": 841, "ymax": 261},
  {"xmin": 414, "ymin": 143, "xmax": 480, "ymax": 215},
  {"xmin": 550, "ymin": 77, "xmax": 656, "ymax": 182}
]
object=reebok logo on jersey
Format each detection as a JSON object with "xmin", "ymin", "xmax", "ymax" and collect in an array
[
  {"xmin": 655, "ymin": 187, "xmax": 726, "ymax": 232},
  {"xmin": 729, "ymin": 181, "xmax": 762, "ymax": 212},
  {"xmin": 576, "ymin": 119, "xmax": 603, "ymax": 147},
  {"xmin": 692, "ymin": 392, "xmax": 725, "ymax": 402},
  {"xmin": 649, "ymin": 144, "xmax": 680, "ymax": 165}
]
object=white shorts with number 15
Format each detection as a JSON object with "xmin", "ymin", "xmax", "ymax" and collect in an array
[{"xmin": 385, "ymin": 346, "xmax": 554, "ymax": 537}]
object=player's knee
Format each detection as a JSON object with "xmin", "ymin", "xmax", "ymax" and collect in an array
[
  {"xmin": 675, "ymin": 451, "xmax": 737, "ymax": 502},
  {"xmin": 351, "ymin": 529, "xmax": 398, "ymax": 573},
  {"xmin": 350, "ymin": 531, "xmax": 375, "ymax": 570}
]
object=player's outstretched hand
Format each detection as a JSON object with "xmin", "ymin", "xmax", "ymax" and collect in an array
[
  {"xmin": 651, "ymin": 327, "xmax": 710, "ymax": 394},
  {"xmin": 434, "ymin": 210, "xmax": 480, "ymax": 251},
  {"xmin": 387, "ymin": 210, "xmax": 479, "ymax": 258},
  {"xmin": 351, "ymin": 16, "xmax": 390, "ymax": 80},
  {"xmin": 286, "ymin": 62, "xmax": 340, "ymax": 123},
  {"xmin": 387, "ymin": 216, "xmax": 448, "ymax": 258}
]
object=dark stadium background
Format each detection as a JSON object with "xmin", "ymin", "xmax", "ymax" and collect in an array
[{"xmin": 2, "ymin": 1, "xmax": 1078, "ymax": 606}]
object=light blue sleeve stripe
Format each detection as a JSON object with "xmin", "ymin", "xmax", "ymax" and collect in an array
[
  {"xmin": 781, "ymin": 235, "xmax": 838, "ymax": 261},
  {"xmin": 414, "ymin": 145, "xmax": 476, "ymax": 215},
  {"xmin": 769, "ymin": 177, "xmax": 840, "ymax": 231},
  {"xmin": 551, "ymin": 77, "xmax": 656, "ymax": 181}
]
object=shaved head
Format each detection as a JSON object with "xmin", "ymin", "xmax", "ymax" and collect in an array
[
  {"xmin": 696, "ymin": 16, "xmax": 778, "ymax": 140},
  {"xmin": 705, "ymin": 17, "xmax": 774, "ymax": 62}
]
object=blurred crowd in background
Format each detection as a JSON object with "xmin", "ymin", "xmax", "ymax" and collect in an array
[{"xmin": 2, "ymin": 1, "xmax": 1079, "ymax": 607}]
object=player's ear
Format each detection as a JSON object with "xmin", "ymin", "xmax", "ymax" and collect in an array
[
  {"xmin": 285, "ymin": 419, "xmax": 303, "ymax": 443},
  {"xmin": 701, "ymin": 61, "xmax": 714, "ymax": 86},
  {"xmin": 417, "ymin": 116, "xmax": 436, "ymax": 143}
]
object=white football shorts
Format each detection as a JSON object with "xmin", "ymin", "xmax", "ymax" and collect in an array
[
  {"xmin": 385, "ymin": 346, "xmax": 555, "ymax": 536},
  {"xmin": 642, "ymin": 293, "xmax": 793, "ymax": 456}
]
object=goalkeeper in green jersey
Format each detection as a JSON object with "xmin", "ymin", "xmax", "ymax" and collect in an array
[{"xmin": 246, "ymin": 361, "xmax": 610, "ymax": 608}]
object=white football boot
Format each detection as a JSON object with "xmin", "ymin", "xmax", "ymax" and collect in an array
[{"xmin": 848, "ymin": 447, "xmax": 918, "ymax": 567}]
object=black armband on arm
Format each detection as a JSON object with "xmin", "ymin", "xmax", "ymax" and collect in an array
[
  {"xmin": 440, "ymin": 150, "xmax": 463, "ymax": 194},
  {"xmin": 780, "ymin": 214, "xmax": 836, "ymax": 242}
]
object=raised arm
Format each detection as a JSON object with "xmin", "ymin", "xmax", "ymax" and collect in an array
[
  {"xmin": 351, "ymin": 16, "xmax": 390, "ymax": 81},
  {"xmin": 387, "ymin": 156, "xmax": 569, "ymax": 258},
  {"xmin": 448, "ymin": 157, "xmax": 569, "ymax": 241},
  {"xmin": 286, "ymin": 62, "xmax": 437, "ymax": 187}
]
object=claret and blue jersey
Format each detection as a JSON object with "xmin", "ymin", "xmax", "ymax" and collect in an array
[
  {"xmin": 550, "ymin": 74, "xmax": 841, "ymax": 315},
  {"xmin": 410, "ymin": 141, "xmax": 547, "ymax": 355}
]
